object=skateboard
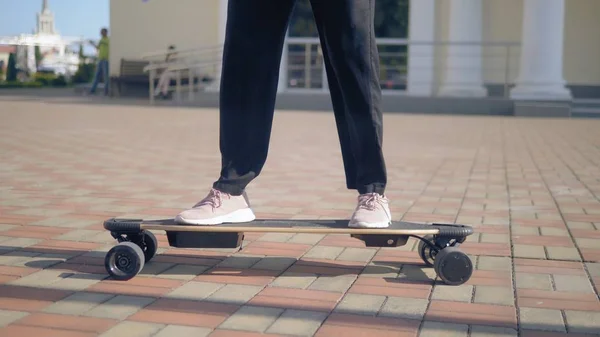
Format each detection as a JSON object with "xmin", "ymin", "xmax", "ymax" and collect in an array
[{"xmin": 103, "ymin": 218, "xmax": 475, "ymax": 285}]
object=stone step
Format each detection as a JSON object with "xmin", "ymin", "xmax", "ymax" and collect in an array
[
  {"xmin": 571, "ymin": 99, "xmax": 600, "ymax": 109},
  {"xmin": 571, "ymin": 107, "xmax": 600, "ymax": 118},
  {"xmin": 513, "ymin": 102, "xmax": 571, "ymax": 118}
]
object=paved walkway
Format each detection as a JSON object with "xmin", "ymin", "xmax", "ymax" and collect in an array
[{"xmin": 0, "ymin": 97, "xmax": 599, "ymax": 336}]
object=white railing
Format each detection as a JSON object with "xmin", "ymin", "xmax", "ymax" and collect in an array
[
  {"xmin": 141, "ymin": 45, "xmax": 223, "ymax": 103},
  {"xmin": 284, "ymin": 37, "xmax": 521, "ymax": 98},
  {"xmin": 139, "ymin": 38, "xmax": 521, "ymax": 103}
]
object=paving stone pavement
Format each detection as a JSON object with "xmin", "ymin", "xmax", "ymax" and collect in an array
[{"xmin": 1, "ymin": 98, "xmax": 600, "ymax": 336}]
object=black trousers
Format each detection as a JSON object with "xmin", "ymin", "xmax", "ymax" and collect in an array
[{"xmin": 213, "ymin": 0, "xmax": 387, "ymax": 196}]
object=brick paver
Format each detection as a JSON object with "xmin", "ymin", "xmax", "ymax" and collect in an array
[{"xmin": 1, "ymin": 97, "xmax": 600, "ymax": 336}]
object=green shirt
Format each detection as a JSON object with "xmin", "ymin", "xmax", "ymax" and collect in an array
[{"xmin": 98, "ymin": 37, "xmax": 109, "ymax": 60}]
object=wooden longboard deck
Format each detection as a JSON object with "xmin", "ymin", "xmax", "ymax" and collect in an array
[
  {"xmin": 105, "ymin": 218, "xmax": 473, "ymax": 236},
  {"xmin": 103, "ymin": 218, "xmax": 475, "ymax": 285}
]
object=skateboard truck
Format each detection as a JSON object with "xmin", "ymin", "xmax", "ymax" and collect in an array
[{"xmin": 102, "ymin": 218, "xmax": 474, "ymax": 286}]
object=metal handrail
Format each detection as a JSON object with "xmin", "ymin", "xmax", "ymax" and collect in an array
[
  {"xmin": 285, "ymin": 37, "xmax": 521, "ymax": 97},
  {"xmin": 142, "ymin": 45, "xmax": 223, "ymax": 104},
  {"xmin": 287, "ymin": 37, "xmax": 520, "ymax": 47},
  {"xmin": 141, "ymin": 38, "xmax": 523, "ymax": 102},
  {"xmin": 140, "ymin": 45, "xmax": 223, "ymax": 60}
]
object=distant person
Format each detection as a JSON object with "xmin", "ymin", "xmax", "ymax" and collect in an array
[
  {"xmin": 89, "ymin": 28, "xmax": 110, "ymax": 96},
  {"xmin": 154, "ymin": 45, "xmax": 177, "ymax": 99}
]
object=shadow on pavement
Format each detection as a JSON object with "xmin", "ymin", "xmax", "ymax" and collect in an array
[
  {"xmin": 0, "ymin": 244, "xmax": 434, "ymax": 285},
  {"xmin": 1, "ymin": 246, "xmax": 592, "ymax": 333}
]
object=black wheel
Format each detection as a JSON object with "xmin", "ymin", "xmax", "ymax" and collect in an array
[
  {"xmin": 433, "ymin": 247, "xmax": 473, "ymax": 286},
  {"xmin": 135, "ymin": 230, "xmax": 158, "ymax": 262},
  {"xmin": 418, "ymin": 235, "xmax": 437, "ymax": 267},
  {"xmin": 105, "ymin": 241, "xmax": 145, "ymax": 281}
]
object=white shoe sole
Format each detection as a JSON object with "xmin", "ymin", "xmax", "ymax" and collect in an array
[
  {"xmin": 175, "ymin": 208, "xmax": 256, "ymax": 226},
  {"xmin": 348, "ymin": 220, "xmax": 391, "ymax": 229}
]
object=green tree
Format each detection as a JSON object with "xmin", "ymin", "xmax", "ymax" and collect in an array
[
  {"xmin": 288, "ymin": 0, "xmax": 409, "ymax": 38},
  {"xmin": 375, "ymin": 0, "xmax": 409, "ymax": 38},
  {"xmin": 71, "ymin": 43, "xmax": 94, "ymax": 83},
  {"xmin": 289, "ymin": 0, "xmax": 318, "ymax": 37},
  {"xmin": 374, "ymin": 0, "xmax": 410, "ymax": 81},
  {"xmin": 6, "ymin": 53, "xmax": 17, "ymax": 82},
  {"xmin": 78, "ymin": 43, "xmax": 85, "ymax": 62},
  {"xmin": 286, "ymin": 0, "xmax": 410, "ymax": 85},
  {"xmin": 35, "ymin": 45, "xmax": 43, "ymax": 68}
]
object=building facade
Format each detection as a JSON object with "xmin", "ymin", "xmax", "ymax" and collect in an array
[
  {"xmin": 34, "ymin": 0, "xmax": 80, "ymax": 75},
  {"xmin": 110, "ymin": 0, "xmax": 600, "ymax": 100},
  {"xmin": 0, "ymin": 0, "xmax": 82, "ymax": 76}
]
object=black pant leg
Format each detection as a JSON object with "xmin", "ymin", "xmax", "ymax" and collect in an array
[
  {"xmin": 213, "ymin": 0, "xmax": 297, "ymax": 196},
  {"xmin": 310, "ymin": 0, "xmax": 387, "ymax": 195}
]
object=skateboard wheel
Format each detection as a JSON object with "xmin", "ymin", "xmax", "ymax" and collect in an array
[
  {"xmin": 136, "ymin": 230, "xmax": 158, "ymax": 262},
  {"xmin": 417, "ymin": 235, "xmax": 437, "ymax": 267},
  {"xmin": 105, "ymin": 242, "xmax": 145, "ymax": 281},
  {"xmin": 433, "ymin": 247, "xmax": 473, "ymax": 286}
]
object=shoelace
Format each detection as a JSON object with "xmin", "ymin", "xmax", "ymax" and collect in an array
[
  {"xmin": 357, "ymin": 193, "xmax": 388, "ymax": 211},
  {"xmin": 194, "ymin": 188, "xmax": 229, "ymax": 209}
]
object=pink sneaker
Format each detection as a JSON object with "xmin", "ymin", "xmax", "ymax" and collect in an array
[
  {"xmin": 348, "ymin": 193, "xmax": 391, "ymax": 228},
  {"xmin": 175, "ymin": 188, "xmax": 256, "ymax": 225}
]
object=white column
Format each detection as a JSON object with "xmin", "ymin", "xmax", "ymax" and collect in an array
[
  {"xmin": 206, "ymin": 0, "xmax": 228, "ymax": 92},
  {"xmin": 27, "ymin": 45, "xmax": 37, "ymax": 73},
  {"xmin": 510, "ymin": 0, "xmax": 571, "ymax": 100},
  {"xmin": 406, "ymin": 0, "xmax": 436, "ymax": 96},
  {"xmin": 438, "ymin": 0, "xmax": 487, "ymax": 97}
]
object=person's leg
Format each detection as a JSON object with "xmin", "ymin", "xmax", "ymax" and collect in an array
[
  {"xmin": 89, "ymin": 61, "xmax": 102, "ymax": 94},
  {"xmin": 160, "ymin": 71, "xmax": 172, "ymax": 96},
  {"xmin": 213, "ymin": 0, "xmax": 296, "ymax": 195},
  {"xmin": 102, "ymin": 60, "xmax": 110, "ymax": 96},
  {"xmin": 154, "ymin": 71, "xmax": 167, "ymax": 96},
  {"xmin": 154, "ymin": 72, "xmax": 164, "ymax": 96},
  {"xmin": 310, "ymin": 0, "xmax": 390, "ymax": 228},
  {"xmin": 176, "ymin": 0, "xmax": 296, "ymax": 225}
]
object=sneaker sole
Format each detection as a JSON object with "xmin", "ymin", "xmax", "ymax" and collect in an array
[
  {"xmin": 176, "ymin": 208, "xmax": 256, "ymax": 226},
  {"xmin": 348, "ymin": 220, "xmax": 391, "ymax": 229}
]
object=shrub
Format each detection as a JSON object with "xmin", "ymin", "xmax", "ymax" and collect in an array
[
  {"xmin": 51, "ymin": 75, "xmax": 68, "ymax": 87},
  {"xmin": 0, "ymin": 81, "xmax": 43, "ymax": 89},
  {"xmin": 33, "ymin": 72, "xmax": 57, "ymax": 86},
  {"xmin": 72, "ymin": 63, "xmax": 95, "ymax": 83}
]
